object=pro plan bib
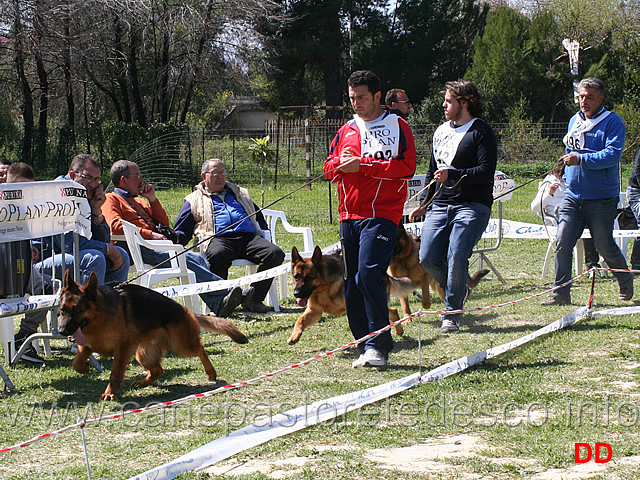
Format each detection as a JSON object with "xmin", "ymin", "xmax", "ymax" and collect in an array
[
  {"xmin": 353, "ymin": 113, "xmax": 401, "ymax": 161},
  {"xmin": 563, "ymin": 110, "xmax": 611, "ymax": 151},
  {"xmin": 432, "ymin": 119, "xmax": 477, "ymax": 168}
]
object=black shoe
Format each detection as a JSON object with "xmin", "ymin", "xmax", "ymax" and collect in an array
[
  {"xmin": 619, "ymin": 283, "xmax": 634, "ymax": 301},
  {"xmin": 440, "ymin": 319, "xmax": 460, "ymax": 333},
  {"xmin": 241, "ymin": 286, "xmax": 256, "ymax": 303},
  {"xmin": 541, "ymin": 296, "xmax": 571, "ymax": 306},
  {"xmin": 241, "ymin": 298, "xmax": 272, "ymax": 314},
  {"xmin": 216, "ymin": 286, "xmax": 243, "ymax": 317},
  {"xmin": 21, "ymin": 345, "xmax": 45, "ymax": 364}
]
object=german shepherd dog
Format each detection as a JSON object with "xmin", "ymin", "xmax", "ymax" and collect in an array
[
  {"xmin": 288, "ymin": 246, "xmax": 415, "ymax": 344},
  {"xmin": 58, "ymin": 270, "xmax": 248, "ymax": 400},
  {"xmin": 288, "ymin": 226, "xmax": 490, "ymax": 344},
  {"xmin": 388, "ymin": 224, "xmax": 490, "ymax": 318}
]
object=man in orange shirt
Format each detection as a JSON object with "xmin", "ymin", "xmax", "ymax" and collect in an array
[{"xmin": 103, "ymin": 160, "xmax": 243, "ymax": 317}]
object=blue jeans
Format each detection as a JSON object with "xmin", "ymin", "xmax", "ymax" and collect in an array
[
  {"xmin": 419, "ymin": 203, "xmax": 491, "ymax": 323},
  {"xmin": 34, "ymin": 246, "xmax": 130, "ymax": 285},
  {"xmin": 140, "ymin": 246, "xmax": 227, "ymax": 313},
  {"xmin": 341, "ymin": 218, "xmax": 398, "ymax": 358},
  {"xmin": 554, "ymin": 195, "xmax": 632, "ymax": 299}
]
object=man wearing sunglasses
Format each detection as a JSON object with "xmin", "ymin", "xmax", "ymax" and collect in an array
[
  {"xmin": 33, "ymin": 154, "xmax": 130, "ymax": 287},
  {"xmin": 385, "ymin": 88, "xmax": 412, "ymax": 120}
]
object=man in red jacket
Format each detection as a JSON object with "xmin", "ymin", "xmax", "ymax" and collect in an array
[{"xmin": 325, "ymin": 70, "xmax": 416, "ymax": 368}]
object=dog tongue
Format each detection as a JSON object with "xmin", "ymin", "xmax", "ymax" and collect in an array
[
  {"xmin": 72, "ymin": 328, "xmax": 87, "ymax": 346},
  {"xmin": 296, "ymin": 297, "xmax": 308, "ymax": 307}
]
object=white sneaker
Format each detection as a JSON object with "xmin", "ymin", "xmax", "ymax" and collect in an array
[
  {"xmin": 352, "ymin": 353, "xmax": 367, "ymax": 368},
  {"xmin": 352, "ymin": 348, "xmax": 387, "ymax": 368}
]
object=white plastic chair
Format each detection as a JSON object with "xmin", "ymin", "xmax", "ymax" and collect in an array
[
  {"xmin": 542, "ymin": 192, "xmax": 629, "ymax": 278},
  {"xmin": 541, "ymin": 219, "xmax": 585, "ymax": 279},
  {"xmin": 261, "ymin": 209, "xmax": 314, "ymax": 297},
  {"xmin": 119, "ymin": 219, "xmax": 201, "ymax": 313}
]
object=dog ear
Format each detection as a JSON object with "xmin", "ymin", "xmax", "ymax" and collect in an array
[
  {"xmin": 83, "ymin": 272, "xmax": 99, "ymax": 300},
  {"xmin": 291, "ymin": 246, "xmax": 301, "ymax": 264},
  {"xmin": 311, "ymin": 246, "xmax": 324, "ymax": 272},
  {"xmin": 63, "ymin": 269, "xmax": 80, "ymax": 293}
]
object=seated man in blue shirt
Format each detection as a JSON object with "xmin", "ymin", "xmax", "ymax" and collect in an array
[{"xmin": 174, "ymin": 159, "xmax": 285, "ymax": 313}]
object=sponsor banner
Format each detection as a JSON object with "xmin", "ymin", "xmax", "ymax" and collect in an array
[
  {"xmin": 0, "ymin": 180, "xmax": 92, "ymax": 242},
  {"xmin": 0, "ymin": 295, "xmax": 59, "ymax": 317}
]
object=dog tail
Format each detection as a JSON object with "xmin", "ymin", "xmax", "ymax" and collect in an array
[
  {"xmin": 196, "ymin": 315, "xmax": 249, "ymax": 344},
  {"xmin": 468, "ymin": 269, "xmax": 490, "ymax": 289},
  {"xmin": 387, "ymin": 275, "xmax": 416, "ymax": 299}
]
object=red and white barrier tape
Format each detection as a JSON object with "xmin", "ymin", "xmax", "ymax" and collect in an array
[{"xmin": 0, "ymin": 267, "xmax": 621, "ymax": 455}]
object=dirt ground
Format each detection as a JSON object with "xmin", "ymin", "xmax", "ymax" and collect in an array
[{"xmin": 203, "ymin": 433, "xmax": 640, "ymax": 479}]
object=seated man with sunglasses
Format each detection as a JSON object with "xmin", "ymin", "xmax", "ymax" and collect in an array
[
  {"xmin": 33, "ymin": 154, "xmax": 130, "ymax": 287},
  {"xmin": 103, "ymin": 160, "xmax": 243, "ymax": 318}
]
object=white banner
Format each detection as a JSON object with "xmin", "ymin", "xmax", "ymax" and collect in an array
[
  {"xmin": 0, "ymin": 294, "xmax": 59, "ymax": 316},
  {"xmin": 129, "ymin": 306, "xmax": 589, "ymax": 480},
  {"xmin": 0, "ymin": 180, "xmax": 92, "ymax": 242},
  {"xmin": 404, "ymin": 218, "xmax": 640, "ymax": 241}
]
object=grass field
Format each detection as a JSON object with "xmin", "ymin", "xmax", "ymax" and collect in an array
[{"xmin": 1, "ymin": 169, "xmax": 640, "ymax": 479}]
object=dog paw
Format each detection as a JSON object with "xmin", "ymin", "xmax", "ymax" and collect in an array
[
  {"xmin": 287, "ymin": 335, "xmax": 300, "ymax": 345},
  {"xmin": 100, "ymin": 393, "xmax": 115, "ymax": 401},
  {"xmin": 73, "ymin": 362, "xmax": 90, "ymax": 374}
]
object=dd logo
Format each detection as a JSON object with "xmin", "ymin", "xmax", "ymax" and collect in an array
[{"xmin": 574, "ymin": 443, "xmax": 612, "ymax": 463}]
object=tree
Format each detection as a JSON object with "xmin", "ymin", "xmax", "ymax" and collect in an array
[
  {"xmin": 0, "ymin": 0, "xmax": 284, "ymax": 166},
  {"xmin": 467, "ymin": 6, "xmax": 571, "ymax": 123},
  {"xmin": 390, "ymin": 0, "xmax": 489, "ymax": 101}
]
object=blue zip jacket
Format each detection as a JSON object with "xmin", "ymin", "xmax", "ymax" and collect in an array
[{"xmin": 564, "ymin": 107, "xmax": 625, "ymax": 200}]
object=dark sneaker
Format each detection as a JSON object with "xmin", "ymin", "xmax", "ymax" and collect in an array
[
  {"xmin": 440, "ymin": 319, "xmax": 460, "ymax": 333},
  {"xmin": 21, "ymin": 345, "xmax": 45, "ymax": 364},
  {"xmin": 216, "ymin": 286, "xmax": 243, "ymax": 317},
  {"xmin": 241, "ymin": 298, "xmax": 272, "ymax": 313},
  {"xmin": 541, "ymin": 296, "xmax": 571, "ymax": 306},
  {"xmin": 619, "ymin": 283, "xmax": 634, "ymax": 301},
  {"xmin": 241, "ymin": 286, "xmax": 256, "ymax": 303}
]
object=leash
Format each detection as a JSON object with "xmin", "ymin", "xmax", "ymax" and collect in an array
[{"xmin": 123, "ymin": 166, "xmax": 341, "ymax": 286}]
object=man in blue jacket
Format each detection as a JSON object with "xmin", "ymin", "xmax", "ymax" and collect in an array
[{"xmin": 542, "ymin": 77, "xmax": 633, "ymax": 305}]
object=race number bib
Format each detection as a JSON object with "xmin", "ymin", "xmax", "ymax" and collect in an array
[
  {"xmin": 432, "ymin": 119, "xmax": 477, "ymax": 167},
  {"xmin": 353, "ymin": 114, "xmax": 400, "ymax": 161},
  {"xmin": 563, "ymin": 110, "xmax": 610, "ymax": 151}
]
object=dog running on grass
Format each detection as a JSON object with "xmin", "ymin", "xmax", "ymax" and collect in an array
[
  {"xmin": 288, "ymin": 246, "xmax": 415, "ymax": 344},
  {"xmin": 388, "ymin": 224, "xmax": 490, "ymax": 318},
  {"xmin": 58, "ymin": 270, "xmax": 248, "ymax": 400}
]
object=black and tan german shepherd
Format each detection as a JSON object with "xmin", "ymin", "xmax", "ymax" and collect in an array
[
  {"xmin": 388, "ymin": 224, "xmax": 490, "ymax": 318},
  {"xmin": 58, "ymin": 270, "xmax": 248, "ymax": 400},
  {"xmin": 288, "ymin": 246, "xmax": 415, "ymax": 344}
]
